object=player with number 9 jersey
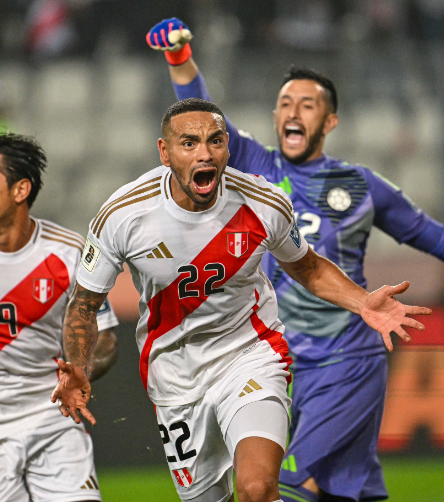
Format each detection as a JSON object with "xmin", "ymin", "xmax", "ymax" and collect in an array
[{"xmin": 0, "ymin": 219, "xmax": 118, "ymax": 440}]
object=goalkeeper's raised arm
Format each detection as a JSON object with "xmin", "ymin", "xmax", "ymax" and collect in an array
[{"xmin": 146, "ymin": 17, "xmax": 273, "ymax": 177}]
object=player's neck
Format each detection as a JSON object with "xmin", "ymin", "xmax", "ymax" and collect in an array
[{"xmin": 0, "ymin": 210, "xmax": 35, "ymax": 253}]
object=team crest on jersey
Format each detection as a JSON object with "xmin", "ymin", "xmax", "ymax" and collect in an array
[
  {"xmin": 173, "ymin": 468, "xmax": 193, "ymax": 488},
  {"xmin": 227, "ymin": 232, "xmax": 249, "ymax": 257},
  {"xmin": 33, "ymin": 278, "xmax": 54, "ymax": 303},
  {"xmin": 82, "ymin": 238, "xmax": 101, "ymax": 273},
  {"xmin": 326, "ymin": 187, "xmax": 352, "ymax": 211}
]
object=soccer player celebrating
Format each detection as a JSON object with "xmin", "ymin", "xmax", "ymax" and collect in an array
[
  {"xmin": 0, "ymin": 133, "xmax": 119, "ymax": 502},
  {"xmin": 145, "ymin": 18, "xmax": 444, "ymax": 502},
  {"xmin": 53, "ymin": 99, "xmax": 431, "ymax": 502}
]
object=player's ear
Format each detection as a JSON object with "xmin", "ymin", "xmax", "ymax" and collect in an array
[
  {"xmin": 323, "ymin": 113, "xmax": 338, "ymax": 135},
  {"xmin": 13, "ymin": 179, "xmax": 32, "ymax": 204},
  {"xmin": 158, "ymin": 138, "xmax": 171, "ymax": 167},
  {"xmin": 273, "ymin": 109, "xmax": 277, "ymax": 131}
]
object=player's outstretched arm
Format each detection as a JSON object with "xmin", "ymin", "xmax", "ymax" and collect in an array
[
  {"xmin": 51, "ymin": 283, "xmax": 108, "ymax": 425},
  {"xmin": 277, "ymin": 248, "xmax": 432, "ymax": 351},
  {"xmin": 146, "ymin": 17, "xmax": 198, "ymax": 85}
]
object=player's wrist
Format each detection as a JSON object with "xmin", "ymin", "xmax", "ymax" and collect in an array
[{"xmin": 165, "ymin": 43, "xmax": 192, "ymax": 66}]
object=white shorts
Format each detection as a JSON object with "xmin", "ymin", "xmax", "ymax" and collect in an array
[
  {"xmin": 0, "ymin": 419, "xmax": 101, "ymax": 502},
  {"xmin": 156, "ymin": 340, "xmax": 291, "ymax": 502}
]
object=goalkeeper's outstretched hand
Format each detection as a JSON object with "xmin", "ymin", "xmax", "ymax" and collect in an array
[{"xmin": 147, "ymin": 18, "xmax": 193, "ymax": 65}]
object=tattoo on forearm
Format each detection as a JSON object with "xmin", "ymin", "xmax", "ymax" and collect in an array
[{"xmin": 63, "ymin": 286, "xmax": 107, "ymax": 369}]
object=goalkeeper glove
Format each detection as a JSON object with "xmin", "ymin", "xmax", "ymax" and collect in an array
[{"xmin": 146, "ymin": 17, "xmax": 193, "ymax": 66}]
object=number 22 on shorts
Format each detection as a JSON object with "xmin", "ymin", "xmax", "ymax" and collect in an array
[{"xmin": 158, "ymin": 420, "xmax": 197, "ymax": 462}]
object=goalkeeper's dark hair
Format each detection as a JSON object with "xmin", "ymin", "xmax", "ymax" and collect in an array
[
  {"xmin": 281, "ymin": 66, "xmax": 338, "ymax": 113},
  {"xmin": 162, "ymin": 98, "xmax": 226, "ymax": 136},
  {"xmin": 0, "ymin": 132, "xmax": 47, "ymax": 208}
]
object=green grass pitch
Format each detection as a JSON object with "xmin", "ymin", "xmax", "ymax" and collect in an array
[{"xmin": 98, "ymin": 457, "xmax": 444, "ymax": 501}]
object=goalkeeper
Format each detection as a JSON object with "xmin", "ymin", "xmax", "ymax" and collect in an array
[{"xmin": 147, "ymin": 18, "xmax": 444, "ymax": 502}]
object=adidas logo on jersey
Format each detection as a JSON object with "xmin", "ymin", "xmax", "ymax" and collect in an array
[
  {"xmin": 238, "ymin": 379, "xmax": 263, "ymax": 397},
  {"xmin": 80, "ymin": 474, "xmax": 99, "ymax": 490},
  {"xmin": 147, "ymin": 242, "xmax": 173, "ymax": 259}
]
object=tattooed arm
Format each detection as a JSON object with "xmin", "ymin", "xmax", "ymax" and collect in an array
[{"xmin": 51, "ymin": 283, "xmax": 109, "ymax": 425}]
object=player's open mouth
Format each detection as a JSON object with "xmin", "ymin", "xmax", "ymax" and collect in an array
[
  {"xmin": 284, "ymin": 124, "xmax": 305, "ymax": 146},
  {"xmin": 193, "ymin": 168, "xmax": 217, "ymax": 195}
]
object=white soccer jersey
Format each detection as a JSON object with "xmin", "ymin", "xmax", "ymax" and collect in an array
[
  {"xmin": 0, "ymin": 218, "xmax": 118, "ymax": 440},
  {"xmin": 77, "ymin": 166, "xmax": 308, "ymax": 406}
]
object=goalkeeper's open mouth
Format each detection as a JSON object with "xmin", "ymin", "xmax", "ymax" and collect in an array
[
  {"xmin": 192, "ymin": 167, "xmax": 217, "ymax": 195},
  {"xmin": 284, "ymin": 124, "xmax": 305, "ymax": 147}
]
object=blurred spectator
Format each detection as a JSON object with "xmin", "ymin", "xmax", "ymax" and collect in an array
[{"xmin": 26, "ymin": 0, "xmax": 76, "ymax": 59}]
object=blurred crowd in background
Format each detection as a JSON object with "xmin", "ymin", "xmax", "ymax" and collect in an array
[{"xmin": 1, "ymin": 1, "xmax": 444, "ymax": 59}]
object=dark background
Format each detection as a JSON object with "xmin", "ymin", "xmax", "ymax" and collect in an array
[{"xmin": 85, "ymin": 322, "xmax": 165, "ymax": 468}]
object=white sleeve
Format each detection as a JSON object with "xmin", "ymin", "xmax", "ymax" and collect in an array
[
  {"xmin": 268, "ymin": 212, "xmax": 309, "ymax": 263},
  {"xmin": 77, "ymin": 231, "xmax": 123, "ymax": 294}
]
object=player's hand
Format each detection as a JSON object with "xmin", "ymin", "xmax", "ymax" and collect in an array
[
  {"xmin": 361, "ymin": 281, "xmax": 432, "ymax": 351},
  {"xmin": 51, "ymin": 360, "xmax": 97, "ymax": 426},
  {"xmin": 146, "ymin": 17, "xmax": 192, "ymax": 52}
]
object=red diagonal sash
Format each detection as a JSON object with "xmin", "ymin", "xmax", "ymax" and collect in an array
[
  {"xmin": 0, "ymin": 254, "xmax": 69, "ymax": 350},
  {"xmin": 139, "ymin": 205, "xmax": 267, "ymax": 390}
]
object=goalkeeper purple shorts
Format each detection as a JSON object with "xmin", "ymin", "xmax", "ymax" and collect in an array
[{"xmin": 279, "ymin": 354, "xmax": 388, "ymax": 501}]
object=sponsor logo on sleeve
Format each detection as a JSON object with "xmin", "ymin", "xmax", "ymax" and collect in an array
[
  {"xmin": 82, "ymin": 239, "xmax": 101, "ymax": 273},
  {"xmin": 290, "ymin": 218, "xmax": 301, "ymax": 248}
]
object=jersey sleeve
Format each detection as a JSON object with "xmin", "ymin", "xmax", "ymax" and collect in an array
[
  {"xmin": 257, "ymin": 179, "xmax": 309, "ymax": 262},
  {"xmin": 270, "ymin": 213, "xmax": 309, "ymax": 263},
  {"xmin": 368, "ymin": 170, "xmax": 444, "ymax": 260},
  {"xmin": 173, "ymin": 72, "xmax": 275, "ymax": 177},
  {"xmin": 77, "ymin": 228, "xmax": 124, "ymax": 294}
]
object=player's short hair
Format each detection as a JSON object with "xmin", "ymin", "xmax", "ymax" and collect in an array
[
  {"xmin": 280, "ymin": 66, "xmax": 338, "ymax": 113},
  {"xmin": 0, "ymin": 132, "xmax": 47, "ymax": 208},
  {"xmin": 161, "ymin": 98, "xmax": 227, "ymax": 137}
]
